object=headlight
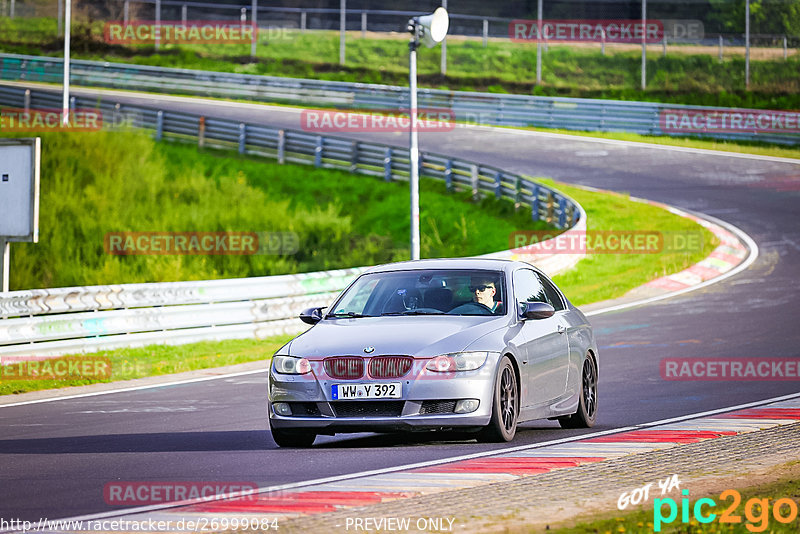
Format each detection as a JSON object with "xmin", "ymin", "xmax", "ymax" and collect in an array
[
  {"xmin": 426, "ymin": 351, "xmax": 490, "ymax": 372},
  {"xmin": 273, "ymin": 355, "xmax": 312, "ymax": 375}
]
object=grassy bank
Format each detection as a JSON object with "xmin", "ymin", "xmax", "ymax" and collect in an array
[
  {"xmin": 1, "ymin": 129, "xmax": 549, "ymax": 290},
  {"xmin": 1, "ymin": 18, "xmax": 798, "ymax": 109},
  {"xmin": 551, "ymin": 181, "xmax": 717, "ymax": 306},
  {"xmin": 547, "ymin": 462, "xmax": 800, "ymax": 534},
  {"xmin": 0, "ymin": 148, "xmax": 717, "ymax": 395}
]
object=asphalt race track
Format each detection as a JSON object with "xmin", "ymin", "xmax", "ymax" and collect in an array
[{"xmin": 1, "ymin": 87, "xmax": 799, "ymax": 523}]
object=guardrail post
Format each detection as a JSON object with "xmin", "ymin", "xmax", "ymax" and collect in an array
[
  {"xmin": 494, "ymin": 171, "xmax": 502, "ymax": 199},
  {"xmin": 601, "ymin": 29, "xmax": 606, "ymax": 55},
  {"xmin": 662, "ymin": 34, "xmax": 667, "ymax": 57},
  {"xmin": 57, "ymin": 0, "xmax": 63, "ymax": 36},
  {"xmin": 124, "ymin": 0, "xmax": 129, "ymax": 26},
  {"xmin": 513, "ymin": 176, "xmax": 520, "ymax": 207},
  {"xmin": 558, "ymin": 197, "xmax": 567, "ymax": 228},
  {"xmin": 181, "ymin": 4, "xmax": 187, "ymax": 26},
  {"xmin": 23, "ymin": 89, "xmax": 30, "ymax": 112},
  {"xmin": 444, "ymin": 159, "xmax": 453, "ymax": 191},
  {"xmin": 155, "ymin": 0, "xmax": 161, "ymax": 51},
  {"xmin": 383, "ymin": 148, "xmax": 392, "ymax": 181},
  {"xmin": 531, "ymin": 185, "xmax": 540, "ymax": 221},
  {"xmin": 277, "ymin": 130, "xmax": 285, "ymax": 164},
  {"xmin": 361, "ymin": 11, "xmax": 367, "ymax": 38},
  {"xmin": 250, "ymin": 0, "xmax": 258, "ymax": 58},
  {"xmin": 198, "ymin": 116, "xmax": 206, "ymax": 148},
  {"xmin": 314, "ymin": 136, "xmax": 323, "ymax": 167},
  {"xmin": 238, "ymin": 123, "xmax": 246, "ymax": 154},
  {"xmin": 784, "ymin": 36, "xmax": 788, "ymax": 60},
  {"xmin": 69, "ymin": 96, "xmax": 76, "ymax": 112},
  {"xmin": 470, "ymin": 164, "xmax": 479, "ymax": 200},
  {"xmin": 156, "ymin": 110, "xmax": 163, "ymax": 140},
  {"xmin": 718, "ymin": 35, "xmax": 723, "ymax": 61},
  {"xmin": 547, "ymin": 191, "xmax": 555, "ymax": 222},
  {"xmin": 350, "ymin": 141, "xmax": 358, "ymax": 172},
  {"xmin": 300, "ymin": 11, "xmax": 306, "ymax": 32},
  {"xmin": 482, "ymin": 20, "xmax": 488, "ymax": 48}
]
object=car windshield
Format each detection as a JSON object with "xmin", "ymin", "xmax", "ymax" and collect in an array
[{"xmin": 327, "ymin": 269, "xmax": 507, "ymax": 317}]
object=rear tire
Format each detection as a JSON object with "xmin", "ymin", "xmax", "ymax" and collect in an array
[
  {"xmin": 559, "ymin": 354, "xmax": 598, "ymax": 429},
  {"xmin": 478, "ymin": 356, "xmax": 518, "ymax": 442},
  {"xmin": 270, "ymin": 428, "xmax": 317, "ymax": 448}
]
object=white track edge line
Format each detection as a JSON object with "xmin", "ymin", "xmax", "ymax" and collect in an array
[
  {"xmin": 33, "ymin": 391, "xmax": 800, "ymax": 528},
  {"xmin": 0, "ymin": 205, "xmax": 759, "ymax": 407},
  {"xmin": 586, "ymin": 209, "xmax": 759, "ymax": 316},
  {"xmin": 0, "ymin": 368, "xmax": 267, "ymax": 408}
]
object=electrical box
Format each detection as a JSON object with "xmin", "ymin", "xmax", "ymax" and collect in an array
[{"xmin": 0, "ymin": 138, "xmax": 41, "ymax": 242}]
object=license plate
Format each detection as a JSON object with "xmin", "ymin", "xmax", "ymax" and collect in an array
[{"xmin": 331, "ymin": 382, "xmax": 401, "ymax": 400}]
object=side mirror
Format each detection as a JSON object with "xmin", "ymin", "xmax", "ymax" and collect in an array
[
  {"xmin": 299, "ymin": 307, "xmax": 325, "ymax": 325},
  {"xmin": 520, "ymin": 301, "xmax": 555, "ymax": 320}
]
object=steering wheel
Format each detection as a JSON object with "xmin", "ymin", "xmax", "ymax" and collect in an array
[{"xmin": 448, "ymin": 301, "xmax": 494, "ymax": 315}]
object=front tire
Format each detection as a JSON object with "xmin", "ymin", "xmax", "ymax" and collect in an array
[
  {"xmin": 559, "ymin": 354, "xmax": 598, "ymax": 429},
  {"xmin": 270, "ymin": 428, "xmax": 317, "ymax": 448},
  {"xmin": 479, "ymin": 356, "xmax": 518, "ymax": 442}
]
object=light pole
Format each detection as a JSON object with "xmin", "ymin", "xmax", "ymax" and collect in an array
[
  {"xmin": 406, "ymin": 8, "xmax": 449, "ymax": 261},
  {"xmin": 62, "ymin": 0, "xmax": 71, "ymax": 125}
]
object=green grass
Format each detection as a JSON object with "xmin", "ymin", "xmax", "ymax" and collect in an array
[
  {"xmin": 0, "ymin": 114, "xmax": 717, "ymax": 396},
  {"xmin": 551, "ymin": 181, "xmax": 718, "ymax": 306},
  {"xmin": 1, "ymin": 18, "xmax": 799, "ymax": 110},
  {"xmin": 1, "ymin": 129, "xmax": 550, "ymax": 290},
  {"xmin": 0, "ymin": 162, "xmax": 718, "ymax": 394},
  {"xmin": 544, "ymin": 465, "xmax": 800, "ymax": 533},
  {"xmin": 0, "ymin": 337, "xmax": 291, "ymax": 396}
]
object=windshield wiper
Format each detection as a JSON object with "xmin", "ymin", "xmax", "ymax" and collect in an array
[
  {"xmin": 326, "ymin": 312, "xmax": 374, "ymax": 318},
  {"xmin": 381, "ymin": 310, "xmax": 443, "ymax": 316}
]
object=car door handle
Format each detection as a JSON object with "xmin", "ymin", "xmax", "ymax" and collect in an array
[{"xmin": 557, "ymin": 325, "xmax": 567, "ymax": 334}]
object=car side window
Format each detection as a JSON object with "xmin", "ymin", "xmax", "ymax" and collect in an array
[
  {"xmin": 513, "ymin": 269, "xmax": 549, "ymax": 307},
  {"xmin": 536, "ymin": 272, "xmax": 566, "ymax": 311}
]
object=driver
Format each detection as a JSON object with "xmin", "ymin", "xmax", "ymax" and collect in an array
[{"xmin": 470, "ymin": 277, "xmax": 501, "ymax": 313}]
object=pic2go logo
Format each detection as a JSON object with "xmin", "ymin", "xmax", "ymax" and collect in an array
[{"xmin": 654, "ymin": 489, "xmax": 800, "ymax": 532}]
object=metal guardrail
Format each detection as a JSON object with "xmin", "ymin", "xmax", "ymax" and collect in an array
[
  {"xmin": 0, "ymin": 83, "xmax": 585, "ymax": 358},
  {"xmin": 1, "ymin": 53, "xmax": 797, "ymax": 145}
]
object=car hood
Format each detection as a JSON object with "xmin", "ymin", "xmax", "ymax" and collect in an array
[{"xmin": 285, "ymin": 316, "xmax": 508, "ymax": 359}]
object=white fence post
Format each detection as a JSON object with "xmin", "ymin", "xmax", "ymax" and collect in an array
[
  {"xmin": 361, "ymin": 11, "xmax": 366, "ymax": 38},
  {"xmin": 155, "ymin": 0, "xmax": 161, "ymax": 51},
  {"xmin": 339, "ymin": 0, "xmax": 346, "ymax": 65},
  {"xmin": 745, "ymin": 0, "xmax": 750, "ymax": 90}
]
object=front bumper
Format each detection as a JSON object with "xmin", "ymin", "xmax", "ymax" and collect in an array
[{"xmin": 268, "ymin": 358, "xmax": 498, "ymax": 433}]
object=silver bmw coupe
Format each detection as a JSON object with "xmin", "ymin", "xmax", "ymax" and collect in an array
[{"xmin": 268, "ymin": 258, "xmax": 598, "ymax": 447}]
